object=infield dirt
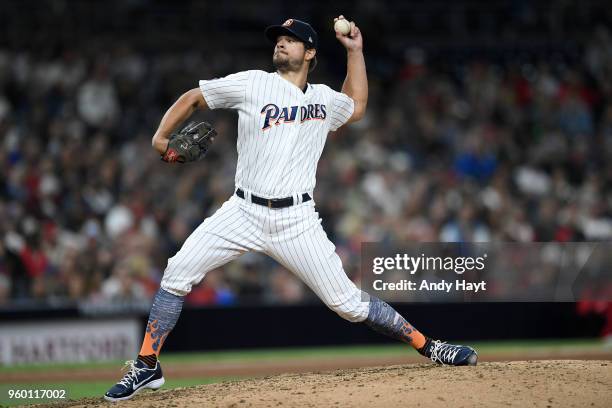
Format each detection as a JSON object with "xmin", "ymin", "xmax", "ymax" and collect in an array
[{"xmin": 39, "ymin": 360, "xmax": 611, "ymax": 408}]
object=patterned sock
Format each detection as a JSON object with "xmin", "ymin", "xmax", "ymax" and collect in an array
[
  {"xmin": 137, "ymin": 353, "xmax": 158, "ymax": 368},
  {"xmin": 417, "ymin": 337, "xmax": 434, "ymax": 357},
  {"xmin": 138, "ymin": 288, "xmax": 184, "ymax": 365},
  {"xmin": 363, "ymin": 295, "xmax": 428, "ymax": 350}
]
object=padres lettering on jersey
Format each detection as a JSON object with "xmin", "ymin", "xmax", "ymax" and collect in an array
[
  {"xmin": 199, "ymin": 70, "xmax": 354, "ymax": 198},
  {"xmin": 260, "ymin": 103, "xmax": 327, "ymax": 130}
]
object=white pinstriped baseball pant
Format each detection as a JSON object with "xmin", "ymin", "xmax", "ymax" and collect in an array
[{"xmin": 160, "ymin": 192, "xmax": 369, "ymax": 322}]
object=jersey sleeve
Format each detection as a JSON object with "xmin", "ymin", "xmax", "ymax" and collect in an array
[
  {"xmin": 199, "ymin": 71, "xmax": 249, "ymax": 110},
  {"xmin": 328, "ymin": 89, "xmax": 355, "ymax": 131}
]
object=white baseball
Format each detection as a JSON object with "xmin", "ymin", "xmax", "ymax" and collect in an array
[{"xmin": 334, "ymin": 19, "xmax": 351, "ymax": 36}]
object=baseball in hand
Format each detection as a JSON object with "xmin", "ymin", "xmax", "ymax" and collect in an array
[{"xmin": 334, "ymin": 19, "xmax": 351, "ymax": 36}]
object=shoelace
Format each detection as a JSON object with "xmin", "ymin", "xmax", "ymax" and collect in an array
[
  {"xmin": 429, "ymin": 340, "xmax": 461, "ymax": 365},
  {"xmin": 118, "ymin": 360, "xmax": 148, "ymax": 388}
]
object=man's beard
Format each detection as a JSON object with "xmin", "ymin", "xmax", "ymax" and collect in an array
[{"xmin": 273, "ymin": 53, "xmax": 304, "ymax": 73}]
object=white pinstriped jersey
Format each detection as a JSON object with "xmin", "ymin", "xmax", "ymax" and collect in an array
[
  {"xmin": 199, "ymin": 70, "xmax": 355, "ymax": 198},
  {"xmin": 161, "ymin": 70, "xmax": 368, "ymax": 322}
]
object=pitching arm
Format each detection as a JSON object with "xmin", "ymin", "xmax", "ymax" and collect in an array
[{"xmin": 336, "ymin": 16, "xmax": 367, "ymax": 123}]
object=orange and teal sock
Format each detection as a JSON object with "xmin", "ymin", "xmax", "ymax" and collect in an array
[
  {"xmin": 136, "ymin": 288, "xmax": 184, "ymax": 368},
  {"xmin": 363, "ymin": 295, "xmax": 428, "ymax": 351}
]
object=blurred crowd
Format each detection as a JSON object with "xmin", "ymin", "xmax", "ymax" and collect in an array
[{"xmin": 0, "ymin": 1, "xmax": 611, "ymax": 312}]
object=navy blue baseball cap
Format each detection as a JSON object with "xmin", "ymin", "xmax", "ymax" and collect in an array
[{"xmin": 265, "ymin": 18, "xmax": 318, "ymax": 49}]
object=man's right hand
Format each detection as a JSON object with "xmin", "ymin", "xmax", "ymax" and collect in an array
[{"xmin": 334, "ymin": 15, "xmax": 362, "ymax": 53}]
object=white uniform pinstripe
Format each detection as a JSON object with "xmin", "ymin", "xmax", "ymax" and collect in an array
[{"xmin": 161, "ymin": 70, "xmax": 368, "ymax": 322}]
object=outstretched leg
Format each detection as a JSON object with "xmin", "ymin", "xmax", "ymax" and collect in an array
[
  {"xmin": 105, "ymin": 196, "xmax": 265, "ymax": 401},
  {"xmin": 267, "ymin": 202, "xmax": 477, "ymax": 365}
]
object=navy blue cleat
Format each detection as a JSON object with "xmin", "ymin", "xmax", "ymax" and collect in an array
[
  {"xmin": 104, "ymin": 359, "xmax": 165, "ymax": 402},
  {"xmin": 420, "ymin": 339, "xmax": 478, "ymax": 366}
]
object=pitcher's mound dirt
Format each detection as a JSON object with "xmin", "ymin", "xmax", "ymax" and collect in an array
[{"xmin": 48, "ymin": 360, "xmax": 611, "ymax": 408}]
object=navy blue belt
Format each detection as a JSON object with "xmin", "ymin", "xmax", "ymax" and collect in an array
[{"xmin": 236, "ymin": 188, "xmax": 311, "ymax": 208}]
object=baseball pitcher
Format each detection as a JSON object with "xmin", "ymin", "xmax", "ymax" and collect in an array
[{"xmin": 104, "ymin": 16, "xmax": 478, "ymax": 402}]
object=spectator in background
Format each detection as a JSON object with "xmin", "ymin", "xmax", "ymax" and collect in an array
[
  {"xmin": 77, "ymin": 63, "xmax": 120, "ymax": 130},
  {"xmin": 186, "ymin": 269, "xmax": 236, "ymax": 306},
  {"xmin": 454, "ymin": 132, "xmax": 498, "ymax": 183},
  {"xmin": 100, "ymin": 259, "xmax": 148, "ymax": 302}
]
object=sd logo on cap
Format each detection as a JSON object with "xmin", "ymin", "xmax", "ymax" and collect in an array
[{"xmin": 265, "ymin": 18, "xmax": 318, "ymax": 49}]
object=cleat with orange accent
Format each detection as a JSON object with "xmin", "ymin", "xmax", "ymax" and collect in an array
[{"xmin": 419, "ymin": 338, "xmax": 478, "ymax": 366}]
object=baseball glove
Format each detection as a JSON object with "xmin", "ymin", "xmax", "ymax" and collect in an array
[{"xmin": 161, "ymin": 121, "xmax": 217, "ymax": 163}]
